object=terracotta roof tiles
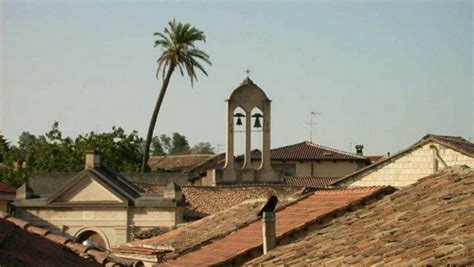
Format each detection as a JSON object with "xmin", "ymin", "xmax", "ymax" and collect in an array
[
  {"xmin": 247, "ymin": 165, "xmax": 474, "ymax": 265},
  {"xmin": 148, "ymin": 154, "xmax": 215, "ymax": 172},
  {"xmin": 157, "ymin": 186, "xmax": 392, "ymax": 266},
  {"xmin": 135, "ymin": 183, "xmax": 302, "ymax": 217},
  {"xmin": 240, "ymin": 141, "xmax": 368, "ymax": 161},
  {"xmin": 0, "ymin": 214, "xmax": 101, "ymax": 266},
  {"xmin": 284, "ymin": 176, "xmax": 341, "ymax": 187},
  {"xmin": 0, "ymin": 212, "xmax": 132, "ymax": 266}
]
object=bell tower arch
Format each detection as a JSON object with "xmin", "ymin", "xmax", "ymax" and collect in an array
[{"xmin": 217, "ymin": 77, "xmax": 279, "ymax": 183}]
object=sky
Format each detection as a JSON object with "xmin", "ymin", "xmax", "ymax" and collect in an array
[{"xmin": 1, "ymin": 0, "xmax": 472, "ymax": 156}]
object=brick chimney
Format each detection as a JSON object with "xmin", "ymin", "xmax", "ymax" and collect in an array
[
  {"xmin": 85, "ymin": 151, "xmax": 100, "ymax": 169},
  {"xmin": 258, "ymin": 195, "xmax": 278, "ymax": 254},
  {"xmin": 262, "ymin": 211, "xmax": 276, "ymax": 254},
  {"xmin": 355, "ymin": 144, "xmax": 364, "ymax": 156}
]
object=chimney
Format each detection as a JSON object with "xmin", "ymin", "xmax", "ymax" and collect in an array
[
  {"xmin": 164, "ymin": 182, "xmax": 183, "ymax": 202},
  {"xmin": 85, "ymin": 151, "xmax": 100, "ymax": 169},
  {"xmin": 258, "ymin": 195, "xmax": 278, "ymax": 254},
  {"xmin": 355, "ymin": 145, "xmax": 364, "ymax": 156}
]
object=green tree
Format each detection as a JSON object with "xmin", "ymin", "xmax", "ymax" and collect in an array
[
  {"xmin": 141, "ymin": 19, "xmax": 211, "ymax": 173},
  {"xmin": 0, "ymin": 134, "xmax": 10, "ymax": 162},
  {"xmin": 169, "ymin": 132, "xmax": 190, "ymax": 155},
  {"xmin": 190, "ymin": 142, "xmax": 215, "ymax": 155},
  {"xmin": 159, "ymin": 134, "xmax": 172, "ymax": 153},
  {"xmin": 151, "ymin": 136, "xmax": 166, "ymax": 156}
]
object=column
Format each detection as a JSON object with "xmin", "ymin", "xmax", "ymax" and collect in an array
[
  {"xmin": 243, "ymin": 110, "xmax": 252, "ymax": 169},
  {"xmin": 261, "ymin": 101, "xmax": 272, "ymax": 170},
  {"xmin": 224, "ymin": 101, "xmax": 234, "ymax": 170}
]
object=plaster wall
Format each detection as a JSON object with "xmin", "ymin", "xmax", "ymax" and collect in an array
[
  {"xmin": 16, "ymin": 206, "xmax": 180, "ymax": 248},
  {"xmin": 348, "ymin": 142, "xmax": 474, "ymax": 187}
]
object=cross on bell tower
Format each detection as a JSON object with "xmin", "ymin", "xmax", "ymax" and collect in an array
[{"xmin": 245, "ymin": 68, "xmax": 252, "ymax": 78}]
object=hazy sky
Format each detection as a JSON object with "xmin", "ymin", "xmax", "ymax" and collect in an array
[{"xmin": 1, "ymin": 0, "xmax": 472, "ymax": 155}]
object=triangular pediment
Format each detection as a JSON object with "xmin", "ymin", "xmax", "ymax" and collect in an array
[{"xmin": 53, "ymin": 174, "xmax": 124, "ymax": 203}]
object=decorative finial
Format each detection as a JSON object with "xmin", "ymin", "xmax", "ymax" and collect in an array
[{"xmin": 245, "ymin": 68, "xmax": 252, "ymax": 78}]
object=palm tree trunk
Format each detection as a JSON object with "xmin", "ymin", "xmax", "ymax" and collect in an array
[{"xmin": 141, "ymin": 64, "xmax": 176, "ymax": 173}]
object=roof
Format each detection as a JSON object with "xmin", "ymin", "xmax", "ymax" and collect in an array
[
  {"xmin": 284, "ymin": 177, "xmax": 341, "ymax": 187},
  {"xmin": 148, "ymin": 154, "xmax": 215, "ymax": 172},
  {"xmin": 115, "ymin": 199, "xmax": 276, "ymax": 257},
  {"xmin": 422, "ymin": 134, "xmax": 474, "ymax": 157},
  {"xmin": 0, "ymin": 213, "xmax": 105, "ymax": 266},
  {"xmin": 0, "ymin": 181, "xmax": 16, "ymax": 194},
  {"xmin": 14, "ymin": 166, "xmax": 177, "ymax": 209},
  {"xmin": 26, "ymin": 171, "xmax": 192, "ymax": 198},
  {"xmin": 367, "ymin": 155, "xmax": 386, "ymax": 164},
  {"xmin": 248, "ymin": 165, "xmax": 474, "ymax": 265},
  {"xmin": 134, "ymin": 183, "xmax": 303, "ymax": 219},
  {"xmin": 331, "ymin": 134, "xmax": 474, "ymax": 186},
  {"xmin": 238, "ymin": 141, "xmax": 368, "ymax": 161},
  {"xmin": 143, "ymin": 186, "xmax": 393, "ymax": 265}
]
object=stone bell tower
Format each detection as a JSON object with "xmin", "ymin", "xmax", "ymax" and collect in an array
[{"xmin": 212, "ymin": 77, "xmax": 279, "ymax": 184}]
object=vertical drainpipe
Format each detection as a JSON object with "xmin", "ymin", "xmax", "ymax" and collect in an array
[{"xmin": 431, "ymin": 146, "xmax": 439, "ymax": 174}]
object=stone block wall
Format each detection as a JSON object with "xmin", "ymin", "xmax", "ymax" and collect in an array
[{"xmin": 348, "ymin": 142, "xmax": 474, "ymax": 187}]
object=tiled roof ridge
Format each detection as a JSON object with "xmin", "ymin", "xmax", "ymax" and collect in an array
[
  {"xmin": 304, "ymin": 141, "xmax": 367, "ymax": 159},
  {"xmin": 0, "ymin": 212, "xmax": 109, "ymax": 264}
]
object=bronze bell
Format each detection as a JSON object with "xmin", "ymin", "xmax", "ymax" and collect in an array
[
  {"xmin": 252, "ymin": 113, "xmax": 263, "ymax": 128},
  {"xmin": 234, "ymin": 113, "xmax": 245, "ymax": 126}
]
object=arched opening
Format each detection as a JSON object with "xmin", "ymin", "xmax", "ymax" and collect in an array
[
  {"xmin": 233, "ymin": 106, "xmax": 247, "ymax": 162},
  {"xmin": 251, "ymin": 107, "xmax": 264, "ymax": 169},
  {"xmin": 75, "ymin": 228, "xmax": 109, "ymax": 250}
]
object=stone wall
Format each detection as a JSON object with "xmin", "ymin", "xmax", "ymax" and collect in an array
[
  {"xmin": 347, "ymin": 142, "xmax": 474, "ymax": 187},
  {"xmin": 16, "ymin": 206, "xmax": 180, "ymax": 248}
]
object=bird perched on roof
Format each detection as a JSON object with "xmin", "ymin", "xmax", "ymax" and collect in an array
[{"xmin": 257, "ymin": 195, "xmax": 279, "ymax": 216}]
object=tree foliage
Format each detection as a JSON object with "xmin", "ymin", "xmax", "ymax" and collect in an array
[
  {"xmin": 150, "ymin": 133, "xmax": 195, "ymax": 156},
  {"xmin": 190, "ymin": 142, "xmax": 215, "ymax": 155},
  {"xmin": 0, "ymin": 122, "xmax": 144, "ymax": 187}
]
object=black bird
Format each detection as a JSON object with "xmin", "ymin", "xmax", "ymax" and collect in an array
[{"xmin": 257, "ymin": 195, "xmax": 279, "ymax": 216}]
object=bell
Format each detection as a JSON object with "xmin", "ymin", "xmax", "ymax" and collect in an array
[
  {"xmin": 252, "ymin": 113, "xmax": 263, "ymax": 128},
  {"xmin": 234, "ymin": 113, "xmax": 245, "ymax": 126}
]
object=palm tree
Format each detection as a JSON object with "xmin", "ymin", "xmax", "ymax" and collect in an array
[{"xmin": 141, "ymin": 19, "xmax": 211, "ymax": 173}]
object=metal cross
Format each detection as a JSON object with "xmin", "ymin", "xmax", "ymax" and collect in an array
[{"xmin": 245, "ymin": 68, "xmax": 252, "ymax": 77}]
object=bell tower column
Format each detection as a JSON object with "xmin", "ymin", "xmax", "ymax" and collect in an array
[
  {"xmin": 243, "ymin": 110, "xmax": 252, "ymax": 169},
  {"xmin": 221, "ymin": 100, "xmax": 237, "ymax": 182},
  {"xmin": 257, "ymin": 99, "xmax": 278, "ymax": 182},
  {"xmin": 261, "ymin": 100, "xmax": 272, "ymax": 170}
]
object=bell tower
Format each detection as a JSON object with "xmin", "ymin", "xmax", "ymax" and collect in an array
[{"xmin": 212, "ymin": 77, "xmax": 279, "ymax": 184}]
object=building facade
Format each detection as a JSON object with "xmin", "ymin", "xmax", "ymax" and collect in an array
[
  {"xmin": 333, "ymin": 134, "xmax": 474, "ymax": 187},
  {"xmin": 13, "ymin": 153, "xmax": 185, "ymax": 249}
]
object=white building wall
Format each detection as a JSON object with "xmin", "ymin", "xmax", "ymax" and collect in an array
[{"xmin": 348, "ymin": 142, "xmax": 474, "ymax": 187}]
